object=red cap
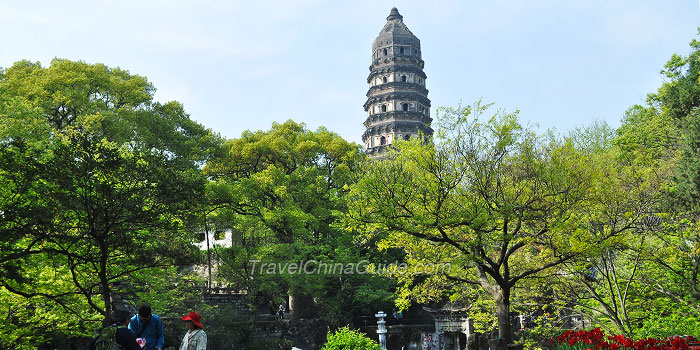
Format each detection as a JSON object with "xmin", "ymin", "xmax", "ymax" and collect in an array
[{"xmin": 180, "ymin": 311, "xmax": 203, "ymax": 329}]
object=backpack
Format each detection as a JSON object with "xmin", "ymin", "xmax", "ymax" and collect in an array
[{"xmin": 95, "ymin": 325, "xmax": 124, "ymax": 350}]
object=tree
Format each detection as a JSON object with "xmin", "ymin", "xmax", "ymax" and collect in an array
[
  {"xmin": 0, "ymin": 59, "xmax": 221, "ymax": 332},
  {"xmin": 577, "ymin": 34, "xmax": 700, "ymax": 337},
  {"xmin": 348, "ymin": 101, "xmax": 631, "ymax": 346},
  {"xmin": 203, "ymin": 120, "xmax": 394, "ymax": 326},
  {"xmin": 647, "ymin": 36, "xmax": 700, "ymax": 313},
  {"xmin": 547, "ymin": 114, "xmax": 674, "ymax": 337}
]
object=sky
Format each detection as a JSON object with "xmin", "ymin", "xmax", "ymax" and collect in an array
[{"xmin": 1, "ymin": 0, "xmax": 699, "ymax": 145}]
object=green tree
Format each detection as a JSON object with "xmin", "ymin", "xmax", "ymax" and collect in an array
[
  {"xmin": 348, "ymin": 101, "xmax": 634, "ymax": 346},
  {"xmin": 579, "ymin": 34, "xmax": 700, "ymax": 337},
  {"xmin": 647, "ymin": 35, "xmax": 700, "ymax": 313},
  {"xmin": 655, "ymin": 36, "xmax": 700, "ymax": 211},
  {"xmin": 550, "ymin": 114, "xmax": 673, "ymax": 337},
  {"xmin": 204, "ymin": 120, "xmax": 393, "ymax": 326},
  {"xmin": 0, "ymin": 59, "xmax": 221, "ymax": 335}
]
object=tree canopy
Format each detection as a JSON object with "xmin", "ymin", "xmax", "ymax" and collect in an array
[
  {"xmin": 0, "ymin": 59, "xmax": 221, "ymax": 340},
  {"xmin": 347, "ymin": 101, "xmax": 658, "ymax": 345},
  {"xmin": 203, "ymin": 120, "xmax": 394, "ymax": 326}
]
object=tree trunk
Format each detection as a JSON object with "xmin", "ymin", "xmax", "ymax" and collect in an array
[
  {"xmin": 100, "ymin": 273, "xmax": 112, "ymax": 327},
  {"xmin": 100, "ymin": 242, "xmax": 112, "ymax": 327},
  {"xmin": 476, "ymin": 265, "xmax": 514, "ymax": 348},
  {"xmin": 495, "ymin": 289, "xmax": 512, "ymax": 346}
]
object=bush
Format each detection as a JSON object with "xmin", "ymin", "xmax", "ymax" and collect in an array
[
  {"xmin": 636, "ymin": 309, "xmax": 700, "ymax": 339},
  {"xmin": 321, "ymin": 327, "xmax": 382, "ymax": 350}
]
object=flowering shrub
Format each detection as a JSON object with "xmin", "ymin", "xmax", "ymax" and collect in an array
[{"xmin": 551, "ymin": 328, "xmax": 697, "ymax": 350}]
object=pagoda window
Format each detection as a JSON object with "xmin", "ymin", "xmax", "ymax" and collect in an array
[
  {"xmin": 400, "ymin": 47, "xmax": 405, "ymax": 54},
  {"xmin": 401, "ymin": 75, "xmax": 407, "ymax": 83},
  {"xmin": 381, "ymin": 105, "xmax": 387, "ymax": 112},
  {"xmin": 383, "ymin": 76, "xmax": 388, "ymax": 83},
  {"xmin": 402, "ymin": 103, "xmax": 409, "ymax": 112},
  {"xmin": 383, "ymin": 48, "xmax": 388, "ymax": 56},
  {"xmin": 404, "ymin": 134, "xmax": 411, "ymax": 141},
  {"xmin": 380, "ymin": 136, "xmax": 387, "ymax": 145}
]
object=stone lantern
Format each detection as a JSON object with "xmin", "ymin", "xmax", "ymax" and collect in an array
[{"xmin": 375, "ymin": 311, "xmax": 387, "ymax": 349}]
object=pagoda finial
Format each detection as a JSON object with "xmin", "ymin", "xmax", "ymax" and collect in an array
[{"xmin": 387, "ymin": 7, "xmax": 403, "ymax": 21}]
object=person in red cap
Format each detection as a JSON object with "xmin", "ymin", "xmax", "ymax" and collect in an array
[{"xmin": 178, "ymin": 311, "xmax": 207, "ymax": 350}]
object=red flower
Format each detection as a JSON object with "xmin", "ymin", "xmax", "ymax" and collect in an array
[{"xmin": 551, "ymin": 329, "xmax": 692, "ymax": 350}]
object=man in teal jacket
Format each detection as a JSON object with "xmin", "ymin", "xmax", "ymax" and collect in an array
[{"xmin": 128, "ymin": 305, "xmax": 165, "ymax": 350}]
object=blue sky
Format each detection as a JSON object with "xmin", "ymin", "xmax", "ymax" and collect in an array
[{"xmin": 1, "ymin": 0, "xmax": 698, "ymax": 144}]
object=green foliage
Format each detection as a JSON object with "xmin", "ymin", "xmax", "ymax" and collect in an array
[
  {"xmin": 0, "ymin": 58, "xmax": 221, "ymax": 348},
  {"xmin": 321, "ymin": 327, "xmax": 382, "ymax": 350},
  {"xmin": 536, "ymin": 33, "xmax": 700, "ymax": 340},
  {"xmin": 348, "ymin": 100, "xmax": 612, "ymax": 343},
  {"xmin": 95, "ymin": 325, "xmax": 121, "ymax": 350},
  {"xmin": 568, "ymin": 119, "xmax": 616, "ymax": 155},
  {"xmin": 614, "ymin": 105, "xmax": 679, "ymax": 166},
  {"xmin": 0, "ymin": 286, "xmax": 98, "ymax": 349},
  {"xmin": 512, "ymin": 281, "xmax": 569, "ymax": 348},
  {"xmin": 638, "ymin": 34, "xmax": 700, "ymax": 332},
  {"xmin": 520, "ymin": 317, "xmax": 565, "ymax": 350},
  {"xmin": 543, "ymin": 113, "xmax": 676, "ymax": 337},
  {"xmin": 204, "ymin": 120, "xmax": 362, "ymax": 245},
  {"xmin": 653, "ymin": 34, "xmax": 700, "ymax": 210},
  {"xmin": 128, "ymin": 266, "xmax": 208, "ymax": 321},
  {"xmin": 637, "ymin": 314, "xmax": 700, "ymax": 339},
  {"xmin": 204, "ymin": 120, "xmax": 393, "ymax": 325}
]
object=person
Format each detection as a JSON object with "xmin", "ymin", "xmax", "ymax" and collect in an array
[
  {"xmin": 178, "ymin": 311, "xmax": 207, "ymax": 350},
  {"xmin": 90, "ymin": 309, "xmax": 140, "ymax": 350},
  {"xmin": 277, "ymin": 304, "xmax": 285, "ymax": 320},
  {"xmin": 128, "ymin": 305, "xmax": 165, "ymax": 350}
]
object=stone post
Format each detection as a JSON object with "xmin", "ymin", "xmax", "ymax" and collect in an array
[{"xmin": 375, "ymin": 311, "xmax": 387, "ymax": 349}]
